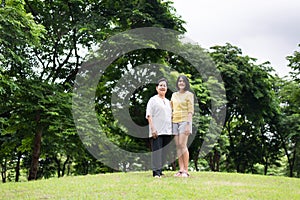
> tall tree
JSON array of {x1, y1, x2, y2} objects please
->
[
  {"x1": 0, "y1": 0, "x2": 44, "y2": 182},
  {"x1": 277, "y1": 80, "x2": 300, "y2": 177},
  {"x1": 287, "y1": 44, "x2": 300, "y2": 82},
  {"x1": 209, "y1": 43, "x2": 281, "y2": 173},
  {"x1": 277, "y1": 47, "x2": 300, "y2": 177},
  {"x1": 21, "y1": 0, "x2": 185, "y2": 179}
]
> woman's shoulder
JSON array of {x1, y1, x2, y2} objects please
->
[
  {"x1": 183, "y1": 90, "x2": 193, "y2": 96},
  {"x1": 148, "y1": 95, "x2": 158, "y2": 101},
  {"x1": 171, "y1": 91, "x2": 179, "y2": 96},
  {"x1": 171, "y1": 91, "x2": 179, "y2": 98}
]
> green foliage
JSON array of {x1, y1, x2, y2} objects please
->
[
  {"x1": 1, "y1": 0, "x2": 300, "y2": 182},
  {"x1": 287, "y1": 44, "x2": 300, "y2": 82},
  {"x1": 209, "y1": 43, "x2": 282, "y2": 173},
  {"x1": 277, "y1": 79, "x2": 300, "y2": 177},
  {"x1": 285, "y1": 46, "x2": 300, "y2": 177},
  {"x1": 0, "y1": 0, "x2": 44, "y2": 69}
]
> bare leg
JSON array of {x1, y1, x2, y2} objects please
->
[
  {"x1": 179, "y1": 133, "x2": 189, "y2": 173},
  {"x1": 183, "y1": 149, "x2": 189, "y2": 172},
  {"x1": 175, "y1": 135, "x2": 184, "y2": 172}
]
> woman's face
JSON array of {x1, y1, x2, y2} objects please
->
[
  {"x1": 156, "y1": 81, "x2": 167, "y2": 96},
  {"x1": 177, "y1": 77, "x2": 186, "y2": 91}
]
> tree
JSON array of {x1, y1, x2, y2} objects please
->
[
  {"x1": 19, "y1": 0, "x2": 185, "y2": 179},
  {"x1": 276, "y1": 80, "x2": 300, "y2": 177},
  {"x1": 0, "y1": 0, "x2": 45, "y2": 182},
  {"x1": 287, "y1": 44, "x2": 300, "y2": 82},
  {"x1": 276, "y1": 46, "x2": 300, "y2": 177},
  {"x1": 209, "y1": 43, "x2": 281, "y2": 173}
]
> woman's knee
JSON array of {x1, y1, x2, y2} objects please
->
[{"x1": 177, "y1": 142, "x2": 187, "y2": 150}]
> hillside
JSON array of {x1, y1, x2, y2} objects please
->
[{"x1": 1, "y1": 171, "x2": 300, "y2": 199}]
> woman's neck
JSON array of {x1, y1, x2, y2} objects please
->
[{"x1": 158, "y1": 94, "x2": 165, "y2": 99}]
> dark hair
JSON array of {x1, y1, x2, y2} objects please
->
[
  {"x1": 156, "y1": 78, "x2": 168, "y2": 87},
  {"x1": 176, "y1": 75, "x2": 190, "y2": 91}
]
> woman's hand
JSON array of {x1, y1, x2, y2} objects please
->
[
  {"x1": 185, "y1": 123, "x2": 191, "y2": 135},
  {"x1": 152, "y1": 130, "x2": 158, "y2": 139}
]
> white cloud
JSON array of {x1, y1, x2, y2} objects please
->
[{"x1": 172, "y1": 0, "x2": 300, "y2": 77}]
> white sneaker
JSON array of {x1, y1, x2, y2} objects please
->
[
  {"x1": 181, "y1": 172, "x2": 189, "y2": 178},
  {"x1": 174, "y1": 171, "x2": 182, "y2": 177}
]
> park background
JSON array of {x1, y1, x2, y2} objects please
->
[{"x1": 0, "y1": 0, "x2": 300, "y2": 189}]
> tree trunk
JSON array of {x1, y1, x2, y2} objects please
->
[
  {"x1": 208, "y1": 152, "x2": 214, "y2": 171},
  {"x1": 290, "y1": 149, "x2": 296, "y2": 177},
  {"x1": 1, "y1": 159, "x2": 7, "y2": 183},
  {"x1": 193, "y1": 158, "x2": 199, "y2": 171},
  {"x1": 28, "y1": 125, "x2": 43, "y2": 181},
  {"x1": 280, "y1": 133, "x2": 295, "y2": 177},
  {"x1": 193, "y1": 149, "x2": 200, "y2": 171},
  {"x1": 214, "y1": 150, "x2": 220, "y2": 171},
  {"x1": 67, "y1": 163, "x2": 71, "y2": 176},
  {"x1": 15, "y1": 152, "x2": 22, "y2": 182},
  {"x1": 208, "y1": 149, "x2": 220, "y2": 172},
  {"x1": 264, "y1": 157, "x2": 268, "y2": 175},
  {"x1": 54, "y1": 157, "x2": 61, "y2": 178},
  {"x1": 296, "y1": 141, "x2": 300, "y2": 178},
  {"x1": 286, "y1": 148, "x2": 296, "y2": 177},
  {"x1": 62, "y1": 155, "x2": 70, "y2": 177}
]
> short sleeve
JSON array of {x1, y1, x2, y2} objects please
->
[
  {"x1": 145, "y1": 97, "x2": 154, "y2": 119},
  {"x1": 187, "y1": 92, "x2": 194, "y2": 114}
]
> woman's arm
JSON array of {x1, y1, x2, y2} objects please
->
[
  {"x1": 185, "y1": 112, "x2": 193, "y2": 135},
  {"x1": 147, "y1": 115, "x2": 158, "y2": 139}
]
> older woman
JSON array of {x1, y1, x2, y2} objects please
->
[{"x1": 146, "y1": 78, "x2": 172, "y2": 178}]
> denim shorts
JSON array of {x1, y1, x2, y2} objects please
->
[{"x1": 172, "y1": 122, "x2": 192, "y2": 135}]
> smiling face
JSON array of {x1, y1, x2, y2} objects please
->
[
  {"x1": 176, "y1": 75, "x2": 190, "y2": 92},
  {"x1": 177, "y1": 77, "x2": 186, "y2": 91},
  {"x1": 156, "y1": 80, "x2": 167, "y2": 97}
]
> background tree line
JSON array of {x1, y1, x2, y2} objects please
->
[{"x1": 0, "y1": 0, "x2": 299, "y2": 183}]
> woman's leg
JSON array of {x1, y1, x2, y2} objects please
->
[
  {"x1": 161, "y1": 135, "x2": 172, "y2": 170},
  {"x1": 152, "y1": 136, "x2": 163, "y2": 177},
  {"x1": 178, "y1": 133, "x2": 189, "y2": 173},
  {"x1": 174, "y1": 135, "x2": 184, "y2": 172}
]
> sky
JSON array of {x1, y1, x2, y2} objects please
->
[{"x1": 172, "y1": 0, "x2": 300, "y2": 77}]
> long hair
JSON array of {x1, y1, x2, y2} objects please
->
[{"x1": 175, "y1": 75, "x2": 190, "y2": 91}]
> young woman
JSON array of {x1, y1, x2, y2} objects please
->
[
  {"x1": 171, "y1": 75, "x2": 194, "y2": 177},
  {"x1": 146, "y1": 78, "x2": 172, "y2": 178}
]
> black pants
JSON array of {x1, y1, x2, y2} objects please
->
[{"x1": 151, "y1": 135, "x2": 172, "y2": 176}]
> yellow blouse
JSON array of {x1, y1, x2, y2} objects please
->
[{"x1": 171, "y1": 91, "x2": 194, "y2": 123}]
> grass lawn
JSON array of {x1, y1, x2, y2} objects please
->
[{"x1": 1, "y1": 171, "x2": 300, "y2": 200}]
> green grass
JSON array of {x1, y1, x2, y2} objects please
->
[{"x1": 1, "y1": 171, "x2": 300, "y2": 200}]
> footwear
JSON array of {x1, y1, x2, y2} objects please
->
[
  {"x1": 154, "y1": 175, "x2": 161, "y2": 178},
  {"x1": 181, "y1": 171, "x2": 190, "y2": 178},
  {"x1": 174, "y1": 171, "x2": 182, "y2": 177}
]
